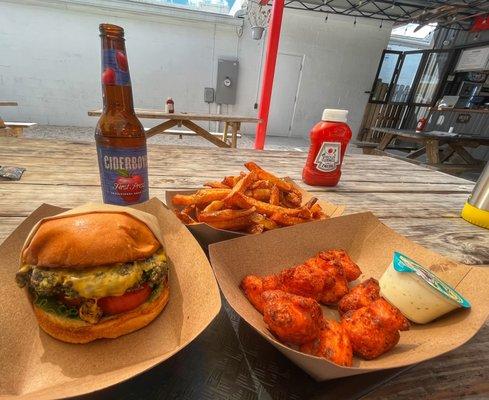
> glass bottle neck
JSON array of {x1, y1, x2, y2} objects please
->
[{"x1": 100, "y1": 35, "x2": 135, "y2": 113}]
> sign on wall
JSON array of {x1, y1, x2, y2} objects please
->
[
  {"x1": 456, "y1": 113, "x2": 471, "y2": 124},
  {"x1": 455, "y1": 46, "x2": 489, "y2": 72}
]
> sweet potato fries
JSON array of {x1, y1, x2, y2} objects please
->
[{"x1": 171, "y1": 162, "x2": 328, "y2": 233}]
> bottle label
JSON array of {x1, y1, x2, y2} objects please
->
[
  {"x1": 97, "y1": 145, "x2": 149, "y2": 205},
  {"x1": 314, "y1": 142, "x2": 341, "y2": 172},
  {"x1": 101, "y1": 49, "x2": 130, "y2": 86}
]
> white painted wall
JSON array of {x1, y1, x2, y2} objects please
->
[
  {"x1": 0, "y1": 0, "x2": 391, "y2": 138},
  {"x1": 274, "y1": 10, "x2": 392, "y2": 136}
]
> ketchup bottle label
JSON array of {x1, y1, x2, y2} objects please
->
[
  {"x1": 97, "y1": 145, "x2": 149, "y2": 205},
  {"x1": 101, "y1": 49, "x2": 131, "y2": 86},
  {"x1": 314, "y1": 142, "x2": 341, "y2": 172}
]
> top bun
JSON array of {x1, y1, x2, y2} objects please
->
[{"x1": 22, "y1": 212, "x2": 161, "y2": 268}]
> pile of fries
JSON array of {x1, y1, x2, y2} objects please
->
[{"x1": 172, "y1": 162, "x2": 328, "y2": 233}]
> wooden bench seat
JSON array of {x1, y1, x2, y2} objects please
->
[
  {"x1": 144, "y1": 127, "x2": 241, "y2": 144},
  {"x1": 353, "y1": 140, "x2": 379, "y2": 155}
]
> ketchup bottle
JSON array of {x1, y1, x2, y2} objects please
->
[
  {"x1": 302, "y1": 109, "x2": 352, "y2": 187},
  {"x1": 165, "y1": 97, "x2": 174, "y2": 113},
  {"x1": 416, "y1": 117, "x2": 427, "y2": 132}
]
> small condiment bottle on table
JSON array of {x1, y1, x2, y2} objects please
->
[
  {"x1": 415, "y1": 117, "x2": 427, "y2": 132},
  {"x1": 165, "y1": 97, "x2": 174, "y2": 113},
  {"x1": 302, "y1": 109, "x2": 352, "y2": 187}
]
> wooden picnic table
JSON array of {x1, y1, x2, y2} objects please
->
[
  {"x1": 0, "y1": 101, "x2": 37, "y2": 136},
  {"x1": 1, "y1": 136, "x2": 488, "y2": 399},
  {"x1": 88, "y1": 108, "x2": 260, "y2": 149},
  {"x1": 0, "y1": 101, "x2": 17, "y2": 130},
  {"x1": 370, "y1": 127, "x2": 489, "y2": 173},
  {"x1": 0, "y1": 101, "x2": 18, "y2": 107}
]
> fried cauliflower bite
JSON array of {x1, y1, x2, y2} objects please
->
[
  {"x1": 279, "y1": 261, "x2": 334, "y2": 301},
  {"x1": 338, "y1": 278, "x2": 381, "y2": 316},
  {"x1": 300, "y1": 319, "x2": 353, "y2": 367},
  {"x1": 262, "y1": 290, "x2": 322, "y2": 345},
  {"x1": 369, "y1": 297, "x2": 410, "y2": 332},
  {"x1": 306, "y1": 257, "x2": 349, "y2": 305},
  {"x1": 242, "y1": 249, "x2": 359, "y2": 313},
  {"x1": 319, "y1": 249, "x2": 362, "y2": 282},
  {"x1": 341, "y1": 298, "x2": 410, "y2": 360},
  {"x1": 240, "y1": 274, "x2": 281, "y2": 313}
]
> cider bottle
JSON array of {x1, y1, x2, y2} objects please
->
[{"x1": 95, "y1": 23, "x2": 149, "y2": 205}]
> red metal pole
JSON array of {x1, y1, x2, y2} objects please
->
[{"x1": 254, "y1": 0, "x2": 285, "y2": 150}]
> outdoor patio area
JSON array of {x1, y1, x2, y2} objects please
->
[{"x1": 1, "y1": 1, "x2": 489, "y2": 399}]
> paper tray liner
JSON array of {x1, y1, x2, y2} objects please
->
[
  {"x1": 0, "y1": 198, "x2": 221, "y2": 399},
  {"x1": 209, "y1": 211, "x2": 489, "y2": 381},
  {"x1": 165, "y1": 177, "x2": 345, "y2": 248}
]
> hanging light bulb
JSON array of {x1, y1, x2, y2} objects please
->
[
  {"x1": 324, "y1": 14, "x2": 329, "y2": 23},
  {"x1": 380, "y1": 20, "x2": 383, "y2": 29},
  {"x1": 354, "y1": 17, "x2": 357, "y2": 26}
]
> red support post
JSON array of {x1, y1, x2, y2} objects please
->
[{"x1": 254, "y1": 0, "x2": 285, "y2": 150}]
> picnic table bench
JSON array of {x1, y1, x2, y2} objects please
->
[
  {"x1": 0, "y1": 101, "x2": 37, "y2": 136},
  {"x1": 88, "y1": 108, "x2": 259, "y2": 148},
  {"x1": 0, "y1": 137, "x2": 488, "y2": 399},
  {"x1": 357, "y1": 127, "x2": 489, "y2": 174}
]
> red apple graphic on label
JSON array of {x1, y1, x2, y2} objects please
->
[
  {"x1": 102, "y1": 67, "x2": 116, "y2": 85},
  {"x1": 115, "y1": 169, "x2": 144, "y2": 203},
  {"x1": 116, "y1": 51, "x2": 128, "y2": 72}
]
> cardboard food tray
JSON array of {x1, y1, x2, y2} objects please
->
[
  {"x1": 209, "y1": 211, "x2": 489, "y2": 381},
  {"x1": 165, "y1": 177, "x2": 345, "y2": 248},
  {"x1": 0, "y1": 198, "x2": 221, "y2": 399}
]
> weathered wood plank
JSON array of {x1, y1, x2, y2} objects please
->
[
  {"x1": 0, "y1": 217, "x2": 26, "y2": 241},
  {"x1": 0, "y1": 174, "x2": 474, "y2": 193},
  {"x1": 0, "y1": 184, "x2": 470, "y2": 217},
  {"x1": 0, "y1": 163, "x2": 471, "y2": 185},
  {"x1": 361, "y1": 321, "x2": 489, "y2": 400}
]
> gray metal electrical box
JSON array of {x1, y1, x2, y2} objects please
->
[
  {"x1": 204, "y1": 87, "x2": 214, "y2": 103},
  {"x1": 215, "y1": 59, "x2": 239, "y2": 105}
]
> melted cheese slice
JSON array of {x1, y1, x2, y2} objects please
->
[{"x1": 27, "y1": 250, "x2": 166, "y2": 299}]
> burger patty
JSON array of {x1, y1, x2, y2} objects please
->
[{"x1": 16, "y1": 249, "x2": 168, "y2": 299}]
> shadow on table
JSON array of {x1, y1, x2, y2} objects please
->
[
  {"x1": 230, "y1": 303, "x2": 412, "y2": 400},
  {"x1": 71, "y1": 297, "x2": 411, "y2": 400}
]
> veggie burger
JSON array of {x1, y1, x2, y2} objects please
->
[{"x1": 15, "y1": 212, "x2": 169, "y2": 343}]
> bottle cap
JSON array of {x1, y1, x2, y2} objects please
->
[{"x1": 321, "y1": 109, "x2": 348, "y2": 123}]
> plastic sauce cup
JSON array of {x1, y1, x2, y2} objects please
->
[{"x1": 379, "y1": 252, "x2": 470, "y2": 324}]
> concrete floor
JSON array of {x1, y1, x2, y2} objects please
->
[{"x1": 24, "y1": 125, "x2": 363, "y2": 153}]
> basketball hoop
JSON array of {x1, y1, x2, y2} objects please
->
[{"x1": 245, "y1": 0, "x2": 271, "y2": 40}]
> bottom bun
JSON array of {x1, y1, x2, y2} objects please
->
[{"x1": 32, "y1": 285, "x2": 170, "y2": 344}]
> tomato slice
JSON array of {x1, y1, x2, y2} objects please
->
[{"x1": 98, "y1": 283, "x2": 152, "y2": 315}]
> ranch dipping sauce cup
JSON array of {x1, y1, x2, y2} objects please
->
[{"x1": 379, "y1": 252, "x2": 471, "y2": 324}]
